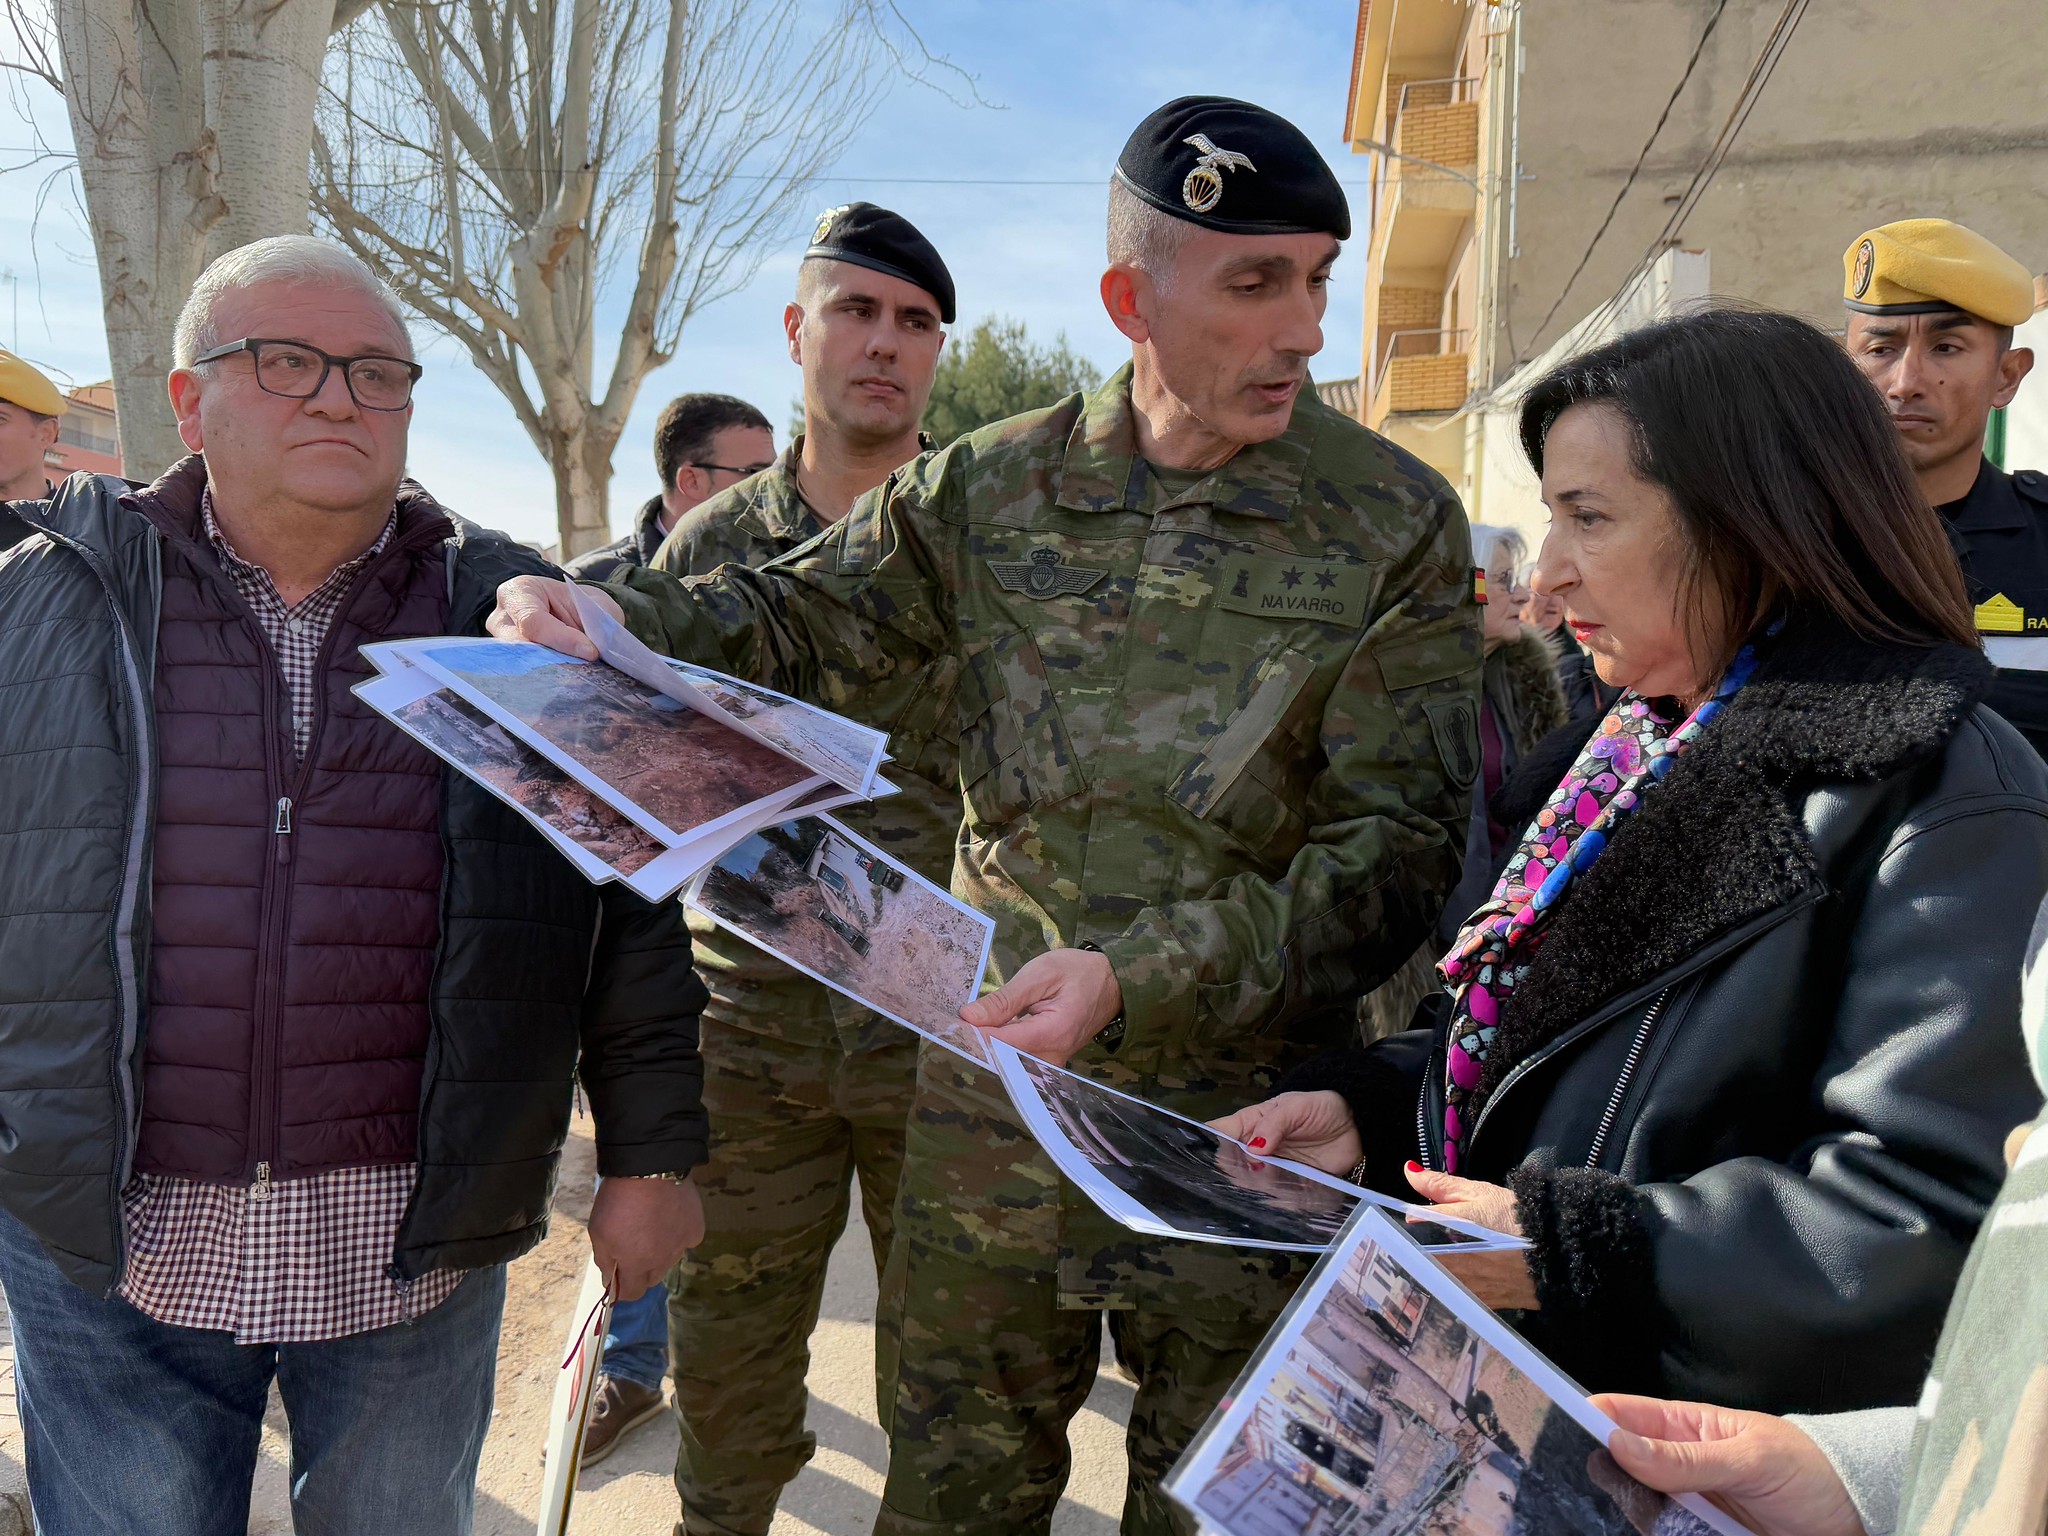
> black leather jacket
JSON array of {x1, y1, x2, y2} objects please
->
[{"x1": 1293, "y1": 621, "x2": 2048, "y2": 1413}]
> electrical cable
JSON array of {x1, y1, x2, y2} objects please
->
[
  {"x1": 1514, "y1": 0, "x2": 1731, "y2": 367},
  {"x1": 1574, "y1": 0, "x2": 1811, "y2": 346}
]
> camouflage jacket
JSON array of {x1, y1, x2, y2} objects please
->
[
  {"x1": 612, "y1": 366, "x2": 1481, "y2": 1068},
  {"x1": 652, "y1": 435, "x2": 961, "y2": 1043},
  {"x1": 564, "y1": 494, "x2": 667, "y2": 583}
]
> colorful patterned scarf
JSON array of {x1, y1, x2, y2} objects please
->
[{"x1": 1434, "y1": 645, "x2": 1760, "y2": 1174}]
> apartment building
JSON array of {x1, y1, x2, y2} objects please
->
[{"x1": 1344, "y1": 0, "x2": 2048, "y2": 535}]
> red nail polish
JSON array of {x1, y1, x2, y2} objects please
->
[
  {"x1": 1405, "y1": 1160, "x2": 1423, "y2": 1173},
  {"x1": 1249, "y1": 1137, "x2": 1267, "y2": 1150}
]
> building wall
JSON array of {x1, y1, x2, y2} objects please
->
[{"x1": 1497, "y1": 0, "x2": 2048, "y2": 381}]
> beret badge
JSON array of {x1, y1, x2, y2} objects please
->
[
  {"x1": 1852, "y1": 239, "x2": 1875, "y2": 300},
  {"x1": 1180, "y1": 133, "x2": 1256, "y2": 215}
]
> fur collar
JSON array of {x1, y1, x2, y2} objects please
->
[{"x1": 1471, "y1": 618, "x2": 1993, "y2": 1108}]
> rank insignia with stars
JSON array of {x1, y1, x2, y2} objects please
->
[{"x1": 986, "y1": 546, "x2": 1109, "y2": 600}]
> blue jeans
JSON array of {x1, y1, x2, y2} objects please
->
[
  {"x1": 0, "y1": 1206, "x2": 505, "y2": 1536},
  {"x1": 603, "y1": 1281, "x2": 670, "y2": 1392}
]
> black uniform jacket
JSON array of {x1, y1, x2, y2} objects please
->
[
  {"x1": 1287, "y1": 619, "x2": 2048, "y2": 1414},
  {"x1": 1943, "y1": 456, "x2": 2048, "y2": 759}
]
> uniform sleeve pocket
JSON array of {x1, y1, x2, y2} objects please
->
[
  {"x1": 1376, "y1": 631, "x2": 1481, "y2": 789},
  {"x1": 957, "y1": 636, "x2": 1085, "y2": 833},
  {"x1": 1170, "y1": 644, "x2": 1318, "y2": 868}
]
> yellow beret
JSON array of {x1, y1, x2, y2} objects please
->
[
  {"x1": 1843, "y1": 218, "x2": 2036, "y2": 328},
  {"x1": 0, "y1": 349, "x2": 65, "y2": 416}
]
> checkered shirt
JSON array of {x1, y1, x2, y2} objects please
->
[{"x1": 116, "y1": 492, "x2": 465, "y2": 1343}]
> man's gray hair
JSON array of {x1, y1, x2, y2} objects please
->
[
  {"x1": 1470, "y1": 523, "x2": 1526, "y2": 573},
  {"x1": 1106, "y1": 177, "x2": 1196, "y2": 291},
  {"x1": 173, "y1": 235, "x2": 412, "y2": 368}
]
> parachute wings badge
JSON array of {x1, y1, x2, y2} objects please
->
[
  {"x1": 1181, "y1": 133, "x2": 1256, "y2": 214},
  {"x1": 987, "y1": 547, "x2": 1108, "y2": 600}
]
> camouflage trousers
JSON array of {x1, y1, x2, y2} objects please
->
[
  {"x1": 666, "y1": 1008, "x2": 917, "y2": 1536},
  {"x1": 873, "y1": 1040, "x2": 1318, "y2": 1536}
]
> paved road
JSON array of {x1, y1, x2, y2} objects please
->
[{"x1": 0, "y1": 1110, "x2": 1133, "y2": 1534}]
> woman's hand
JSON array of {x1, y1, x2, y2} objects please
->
[
  {"x1": 1206, "y1": 1090, "x2": 1361, "y2": 1177},
  {"x1": 1591, "y1": 1394, "x2": 1864, "y2": 1536},
  {"x1": 1404, "y1": 1165, "x2": 1539, "y2": 1310},
  {"x1": 1403, "y1": 1164, "x2": 1524, "y2": 1236}
]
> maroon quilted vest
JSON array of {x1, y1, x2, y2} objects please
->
[{"x1": 135, "y1": 464, "x2": 454, "y2": 1185}]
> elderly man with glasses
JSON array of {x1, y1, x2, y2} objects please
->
[{"x1": 0, "y1": 234, "x2": 711, "y2": 1535}]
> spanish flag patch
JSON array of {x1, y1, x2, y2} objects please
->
[{"x1": 1473, "y1": 566, "x2": 1488, "y2": 605}]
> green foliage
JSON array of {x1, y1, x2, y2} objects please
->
[{"x1": 920, "y1": 317, "x2": 1103, "y2": 446}]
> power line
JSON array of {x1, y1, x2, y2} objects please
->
[
  {"x1": 1515, "y1": 0, "x2": 1730, "y2": 367},
  {"x1": 1577, "y1": 0, "x2": 1812, "y2": 344}
]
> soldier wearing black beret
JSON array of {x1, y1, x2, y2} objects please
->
[
  {"x1": 1843, "y1": 218, "x2": 2048, "y2": 755},
  {"x1": 489, "y1": 96, "x2": 1479, "y2": 1535}
]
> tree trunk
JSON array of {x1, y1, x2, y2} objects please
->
[
  {"x1": 547, "y1": 421, "x2": 621, "y2": 559},
  {"x1": 52, "y1": 0, "x2": 340, "y2": 478}
]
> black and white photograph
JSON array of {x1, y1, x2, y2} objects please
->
[
  {"x1": 687, "y1": 814, "x2": 996, "y2": 1063},
  {"x1": 400, "y1": 637, "x2": 818, "y2": 847},
  {"x1": 993, "y1": 1046, "x2": 1523, "y2": 1254},
  {"x1": 1166, "y1": 1208, "x2": 1750, "y2": 1536}
]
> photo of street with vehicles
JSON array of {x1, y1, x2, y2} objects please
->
[
  {"x1": 690, "y1": 815, "x2": 995, "y2": 1061},
  {"x1": 1170, "y1": 1211, "x2": 1729, "y2": 1536}
]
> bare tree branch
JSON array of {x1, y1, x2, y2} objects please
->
[{"x1": 313, "y1": 0, "x2": 977, "y2": 555}]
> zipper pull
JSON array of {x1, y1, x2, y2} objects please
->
[
  {"x1": 252, "y1": 1161, "x2": 272, "y2": 1200},
  {"x1": 274, "y1": 797, "x2": 293, "y2": 835}
]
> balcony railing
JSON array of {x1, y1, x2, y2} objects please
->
[
  {"x1": 1397, "y1": 76, "x2": 1478, "y2": 114},
  {"x1": 1375, "y1": 327, "x2": 1470, "y2": 378},
  {"x1": 1370, "y1": 329, "x2": 1472, "y2": 422}
]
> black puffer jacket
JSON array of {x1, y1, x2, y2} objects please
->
[
  {"x1": 0, "y1": 471, "x2": 708, "y2": 1295},
  {"x1": 1293, "y1": 621, "x2": 2048, "y2": 1413}
]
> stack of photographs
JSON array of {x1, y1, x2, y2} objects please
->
[
  {"x1": 990, "y1": 1044, "x2": 1528, "y2": 1256},
  {"x1": 354, "y1": 631, "x2": 883, "y2": 902},
  {"x1": 686, "y1": 814, "x2": 998, "y2": 1066},
  {"x1": 1165, "y1": 1205, "x2": 1754, "y2": 1536}
]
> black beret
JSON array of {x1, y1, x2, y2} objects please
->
[
  {"x1": 803, "y1": 202, "x2": 956, "y2": 324},
  {"x1": 1114, "y1": 96, "x2": 1350, "y2": 241}
]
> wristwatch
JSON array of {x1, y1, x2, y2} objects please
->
[{"x1": 1077, "y1": 942, "x2": 1127, "y2": 1054}]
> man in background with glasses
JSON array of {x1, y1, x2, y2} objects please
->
[
  {"x1": 566, "y1": 392, "x2": 775, "y2": 583},
  {"x1": 0, "y1": 234, "x2": 710, "y2": 1533}
]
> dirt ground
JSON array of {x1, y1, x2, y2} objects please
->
[{"x1": 0, "y1": 1108, "x2": 1133, "y2": 1534}]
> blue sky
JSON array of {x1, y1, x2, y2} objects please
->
[{"x1": 0, "y1": 0, "x2": 1367, "y2": 549}]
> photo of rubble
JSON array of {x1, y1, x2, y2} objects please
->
[
  {"x1": 691, "y1": 814, "x2": 995, "y2": 1061},
  {"x1": 390, "y1": 688, "x2": 664, "y2": 875},
  {"x1": 1172, "y1": 1212, "x2": 1723, "y2": 1536},
  {"x1": 413, "y1": 640, "x2": 811, "y2": 843}
]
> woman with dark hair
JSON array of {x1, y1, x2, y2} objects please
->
[{"x1": 1216, "y1": 307, "x2": 2048, "y2": 1413}]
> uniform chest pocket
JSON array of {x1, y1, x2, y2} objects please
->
[
  {"x1": 956, "y1": 634, "x2": 1087, "y2": 833},
  {"x1": 1168, "y1": 643, "x2": 1321, "y2": 869}
]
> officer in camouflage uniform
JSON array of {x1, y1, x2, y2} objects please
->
[
  {"x1": 493, "y1": 97, "x2": 1481, "y2": 1534},
  {"x1": 651, "y1": 205, "x2": 958, "y2": 1536}
]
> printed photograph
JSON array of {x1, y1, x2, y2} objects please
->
[
  {"x1": 391, "y1": 688, "x2": 665, "y2": 876},
  {"x1": 1170, "y1": 1211, "x2": 1730, "y2": 1536},
  {"x1": 690, "y1": 815, "x2": 995, "y2": 1062},
  {"x1": 669, "y1": 657, "x2": 886, "y2": 794},
  {"x1": 1001, "y1": 1053, "x2": 1502, "y2": 1253},
  {"x1": 411, "y1": 640, "x2": 811, "y2": 844}
]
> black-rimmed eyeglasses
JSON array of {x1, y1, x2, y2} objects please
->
[
  {"x1": 192, "y1": 337, "x2": 423, "y2": 412},
  {"x1": 691, "y1": 460, "x2": 775, "y2": 479}
]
